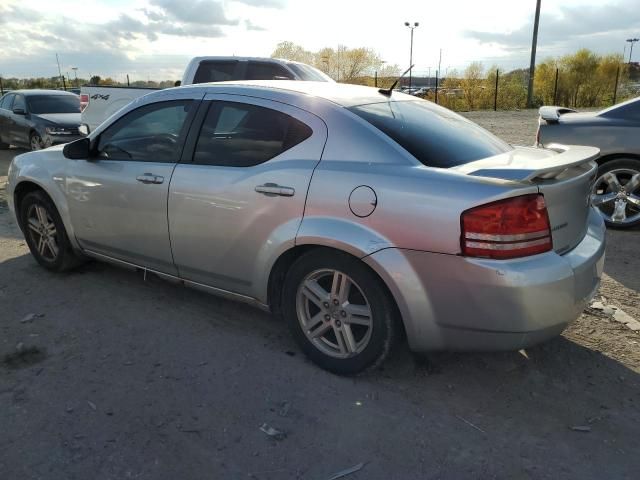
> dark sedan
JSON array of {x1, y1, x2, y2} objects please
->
[{"x1": 0, "y1": 90, "x2": 86, "y2": 151}]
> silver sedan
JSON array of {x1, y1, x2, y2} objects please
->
[
  {"x1": 537, "y1": 97, "x2": 640, "y2": 228},
  {"x1": 7, "y1": 81, "x2": 606, "y2": 374}
]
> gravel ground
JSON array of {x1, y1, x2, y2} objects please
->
[{"x1": 1, "y1": 111, "x2": 639, "y2": 480}]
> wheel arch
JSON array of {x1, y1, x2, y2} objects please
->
[
  {"x1": 266, "y1": 244, "x2": 405, "y2": 338},
  {"x1": 596, "y1": 152, "x2": 640, "y2": 166},
  {"x1": 13, "y1": 179, "x2": 80, "y2": 250}
]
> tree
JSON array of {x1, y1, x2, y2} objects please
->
[
  {"x1": 89, "y1": 75, "x2": 101, "y2": 85},
  {"x1": 459, "y1": 62, "x2": 485, "y2": 110},
  {"x1": 271, "y1": 41, "x2": 314, "y2": 64}
]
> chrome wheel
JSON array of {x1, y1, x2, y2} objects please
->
[
  {"x1": 591, "y1": 169, "x2": 640, "y2": 226},
  {"x1": 30, "y1": 134, "x2": 43, "y2": 151},
  {"x1": 296, "y1": 269, "x2": 373, "y2": 359},
  {"x1": 26, "y1": 204, "x2": 59, "y2": 261}
]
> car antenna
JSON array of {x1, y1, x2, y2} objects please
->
[{"x1": 379, "y1": 64, "x2": 414, "y2": 96}]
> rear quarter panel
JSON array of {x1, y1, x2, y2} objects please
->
[{"x1": 540, "y1": 117, "x2": 640, "y2": 157}]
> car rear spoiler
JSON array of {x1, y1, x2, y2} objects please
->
[
  {"x1": 538, "y1": 106, "x2": 577, "y2": 123},
  {"x1": 452, "y1": 144, "x2": 600, "y2": 182}
]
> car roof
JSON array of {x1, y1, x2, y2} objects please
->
[
  {"x1": 181, "y1": 80, "x2": 415, "y2": 108},
  {"x1": 4, "y1": 89, "x2": 78, "y2": 97}
]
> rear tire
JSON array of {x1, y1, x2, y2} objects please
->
[
  {"x1": 282, "y1": 249, "x2": 398, "y2": 375},
  {"x1": 592, "y1": 159, "x2": 640, "y2": 229},
  {"x1": 19, "y1": 190, "x2": 84, "y2": 272}
]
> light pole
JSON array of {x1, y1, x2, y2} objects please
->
[
  {"x1": 527, "y1": 0, "x2": 542, "y2": 108},
  {"x1": 627, "y1": 38, "x2": 639, "y2": 63},
  {"x1": 404, "y1": 21, "x2": 419, "y2": 89},
  {"x1": 71, "y1": 67, "x2": 79, "y2": 88}
]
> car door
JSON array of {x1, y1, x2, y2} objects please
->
[
  {"x1": 65, "y1": 98, "x2": 199, "y2": 274},
  {"x1": 0, "y1": 94, "x2": 14, "y2": 144},
  {"x1": 168, "y1": 94, "x2": 327, "y2": 298},
  {"x1": 9, "y1": 94, "x2": 29, "y2": 146}
]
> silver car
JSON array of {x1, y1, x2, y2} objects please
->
[
  {"x1": 537, "y1": 97, "x2": 640, "y2": 228},
  {"x1": 7, "y1": 81, "x2": 606, "y2": 374}
]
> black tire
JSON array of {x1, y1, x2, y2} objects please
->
[
  {"x1": 0, "y1": 139, "x2": 9, "y2": 149},
  {"x1": 19, "y1": 190, "x2": 84, "y2": 272},
  {"x1": 595, "y1": 158, "x2": 640, "y2": 229},
  {"x1": 29, "y1": 132, "x2": 44, "y2": 151},
  {"x1": 282, "y1": 249, "x2": 398, "y2": 375}
]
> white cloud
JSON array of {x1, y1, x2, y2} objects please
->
[{"x1": 0, "y1": 0, "x2": 636, "y2": 80}]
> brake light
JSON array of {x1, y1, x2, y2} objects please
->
[
  {"x1": 80, "y1": 94, "x2": 89, "y2": 112},
  {"x1": 461, "y1": 194, "x2": 552, "y2": 260}
]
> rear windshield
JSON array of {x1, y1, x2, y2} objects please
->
[
  {"x1": 349, "y1": 100, "x2": 512, "y2": 168},
  {"x1": 27, "y1": 95, "x2": 80, "y2": 114},
  {"x1": 286, "y1": 63, "x2": 333, "y2": 82}
]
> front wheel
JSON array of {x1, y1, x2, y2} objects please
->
[
  {"x1": 30, "y1": 132, "x2": 44, "y2": 151},
  {"x1": 19, "y1": 190, "x2": 84, "y2": 272},
  {"x1": 282, "y1": 249, "x2": 398, "y2": 375},
  {"x1": 591, "y1": 159, "x2": 640, "y2": 229}
]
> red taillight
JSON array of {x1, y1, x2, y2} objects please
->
[
  {"x1": 80, "y1": 94, "x2": 89, "y2": 112},
  {"x1": 461, "y1": 194, "x2": 553, "y2": 260}
]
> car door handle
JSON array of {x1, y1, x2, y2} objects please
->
[
  {"x1": 136, "y1": 173, "x2": 164, "y2": 185},
  {"x1": 255, "y1": 183, "x2": 295, "y2": 197}
]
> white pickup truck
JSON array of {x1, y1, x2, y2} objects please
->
[{"x1": 80, "y1": 56, "x2": 333, "y2": 132}]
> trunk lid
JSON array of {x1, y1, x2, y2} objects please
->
[{"x1": 453, "y1": 144, "x2": 599, "y2": 255}]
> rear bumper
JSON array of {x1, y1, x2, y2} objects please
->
[{"x1": 364, "y1": 207, "x2": 606, "y2": 352}]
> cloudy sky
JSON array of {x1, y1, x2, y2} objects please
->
[{"x1": 0, "y1": 0, "x2": 639, "y2": 81}]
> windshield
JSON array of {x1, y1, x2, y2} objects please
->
[
  {"x1": 26, "y1": 95, "x2": 80, "y2": 114},
  {"x1": 286, "y1": 63, "x2": 334, "y2": 82},
  {"x1": 350, "y1": 100, "x2": 512, "y2": 168}
]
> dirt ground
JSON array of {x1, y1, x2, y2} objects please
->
[{"x1": 1, "y1": 110, "x2": 639, "y2": 480}]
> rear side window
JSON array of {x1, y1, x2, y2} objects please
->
[
  {"x1": 350, "y1": 100, "x2": 512, "y2": 168},
  {"x1": 193, "y1": 61, "x2": 238, "y2": 84},
  {"x1": 245, "y1": 61, "x2": 294, "y2": 80},
  {"x1": 193, "y1": 101, "x2": 312, "y2": 167},
  {"x1": 0, "y1": 94, "x2": 14, "y2": 110}
]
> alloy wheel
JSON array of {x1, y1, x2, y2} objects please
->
[
  {"x1": 26, "y1": 204, "x2": 59, "y2": 261},
  {"x1": 30, "y1": 134, "x2": 43, "y2": 151},
  {"x1": 591, "y1": 169, "x2": 640, "y2": 226},
  {"x1": 296, "y1": 269, "x2": 373, "y2": 359}
]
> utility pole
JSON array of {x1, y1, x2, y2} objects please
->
[
  {"x1": 55, "y1": 53, "x2": 64, "y2": 90},
  {"x1": 627, "y1": 38, "x2": 639, "y2": 63},
  {"x1": 527, "y1": 0, "x2": 542, "y2": 108},
  {"x1": 71, "y1": 67, "x2": 79, "y2": 88},
  {"x1": 404, "y1": 22, "x2": 419, "y2": 89}
]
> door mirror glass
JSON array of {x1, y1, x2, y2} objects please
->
[
  {"x1": 12, "y1": 107, "x2": 25, "y2": 115},
  {"x1": 63, "y1": 138, "x2": 91, "y2": 159}
]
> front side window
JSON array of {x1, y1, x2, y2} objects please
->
[
  {"x1": 193, "y1": 101, "x2": 312, "y2": 167},
  {"x1": 350, "y1": 100, "x2": 512, "y2": 168},
  {"x1": 27, "y1": 95, "x2": 80, "y2": 114},
  {"x1": 96, "y1": 100, "x2": 193, "y2": 162},
  {"x1": 245, "y1": 62, "x2": 294, "y2": 80},
  {"x1": 12, "y1": 95, "x2": 25, "y2": 112},
  {"x1": 193, "y1": 61, "x2": 238, "y2": 84}
]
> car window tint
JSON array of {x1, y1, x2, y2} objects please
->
[
  {"x1": 245, "y1": 62, "x2": 293, "y2": 80},
  {"x1": 0, "y1": 94, "x2": 14, "y2": 110},
  {"x1": 349, "y1": 100, "x2": 512, "y2": 168},
  {"x1": 97, "y1": 100, "x2": 193, "y2": 162},
  {"x1": 193, "y1": 61, "x2": 238, "y2": 84},
  {"x1": 12, "y1": 95, "x2": 25, "y2": 111},
  {"x1": 193, "y1": 101, "x2": 312, "y2": 167}
]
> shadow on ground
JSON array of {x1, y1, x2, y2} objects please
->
[{"x1": 1, "y1": 253, "x2": 639, "y2": 479}]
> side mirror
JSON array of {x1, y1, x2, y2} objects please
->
[
  {"x1": 63, "y1": 138, "x2": 91, "y2": 160},
  {"x1": 12, "y1": 107, "x2": 25, "y2": 115}
]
